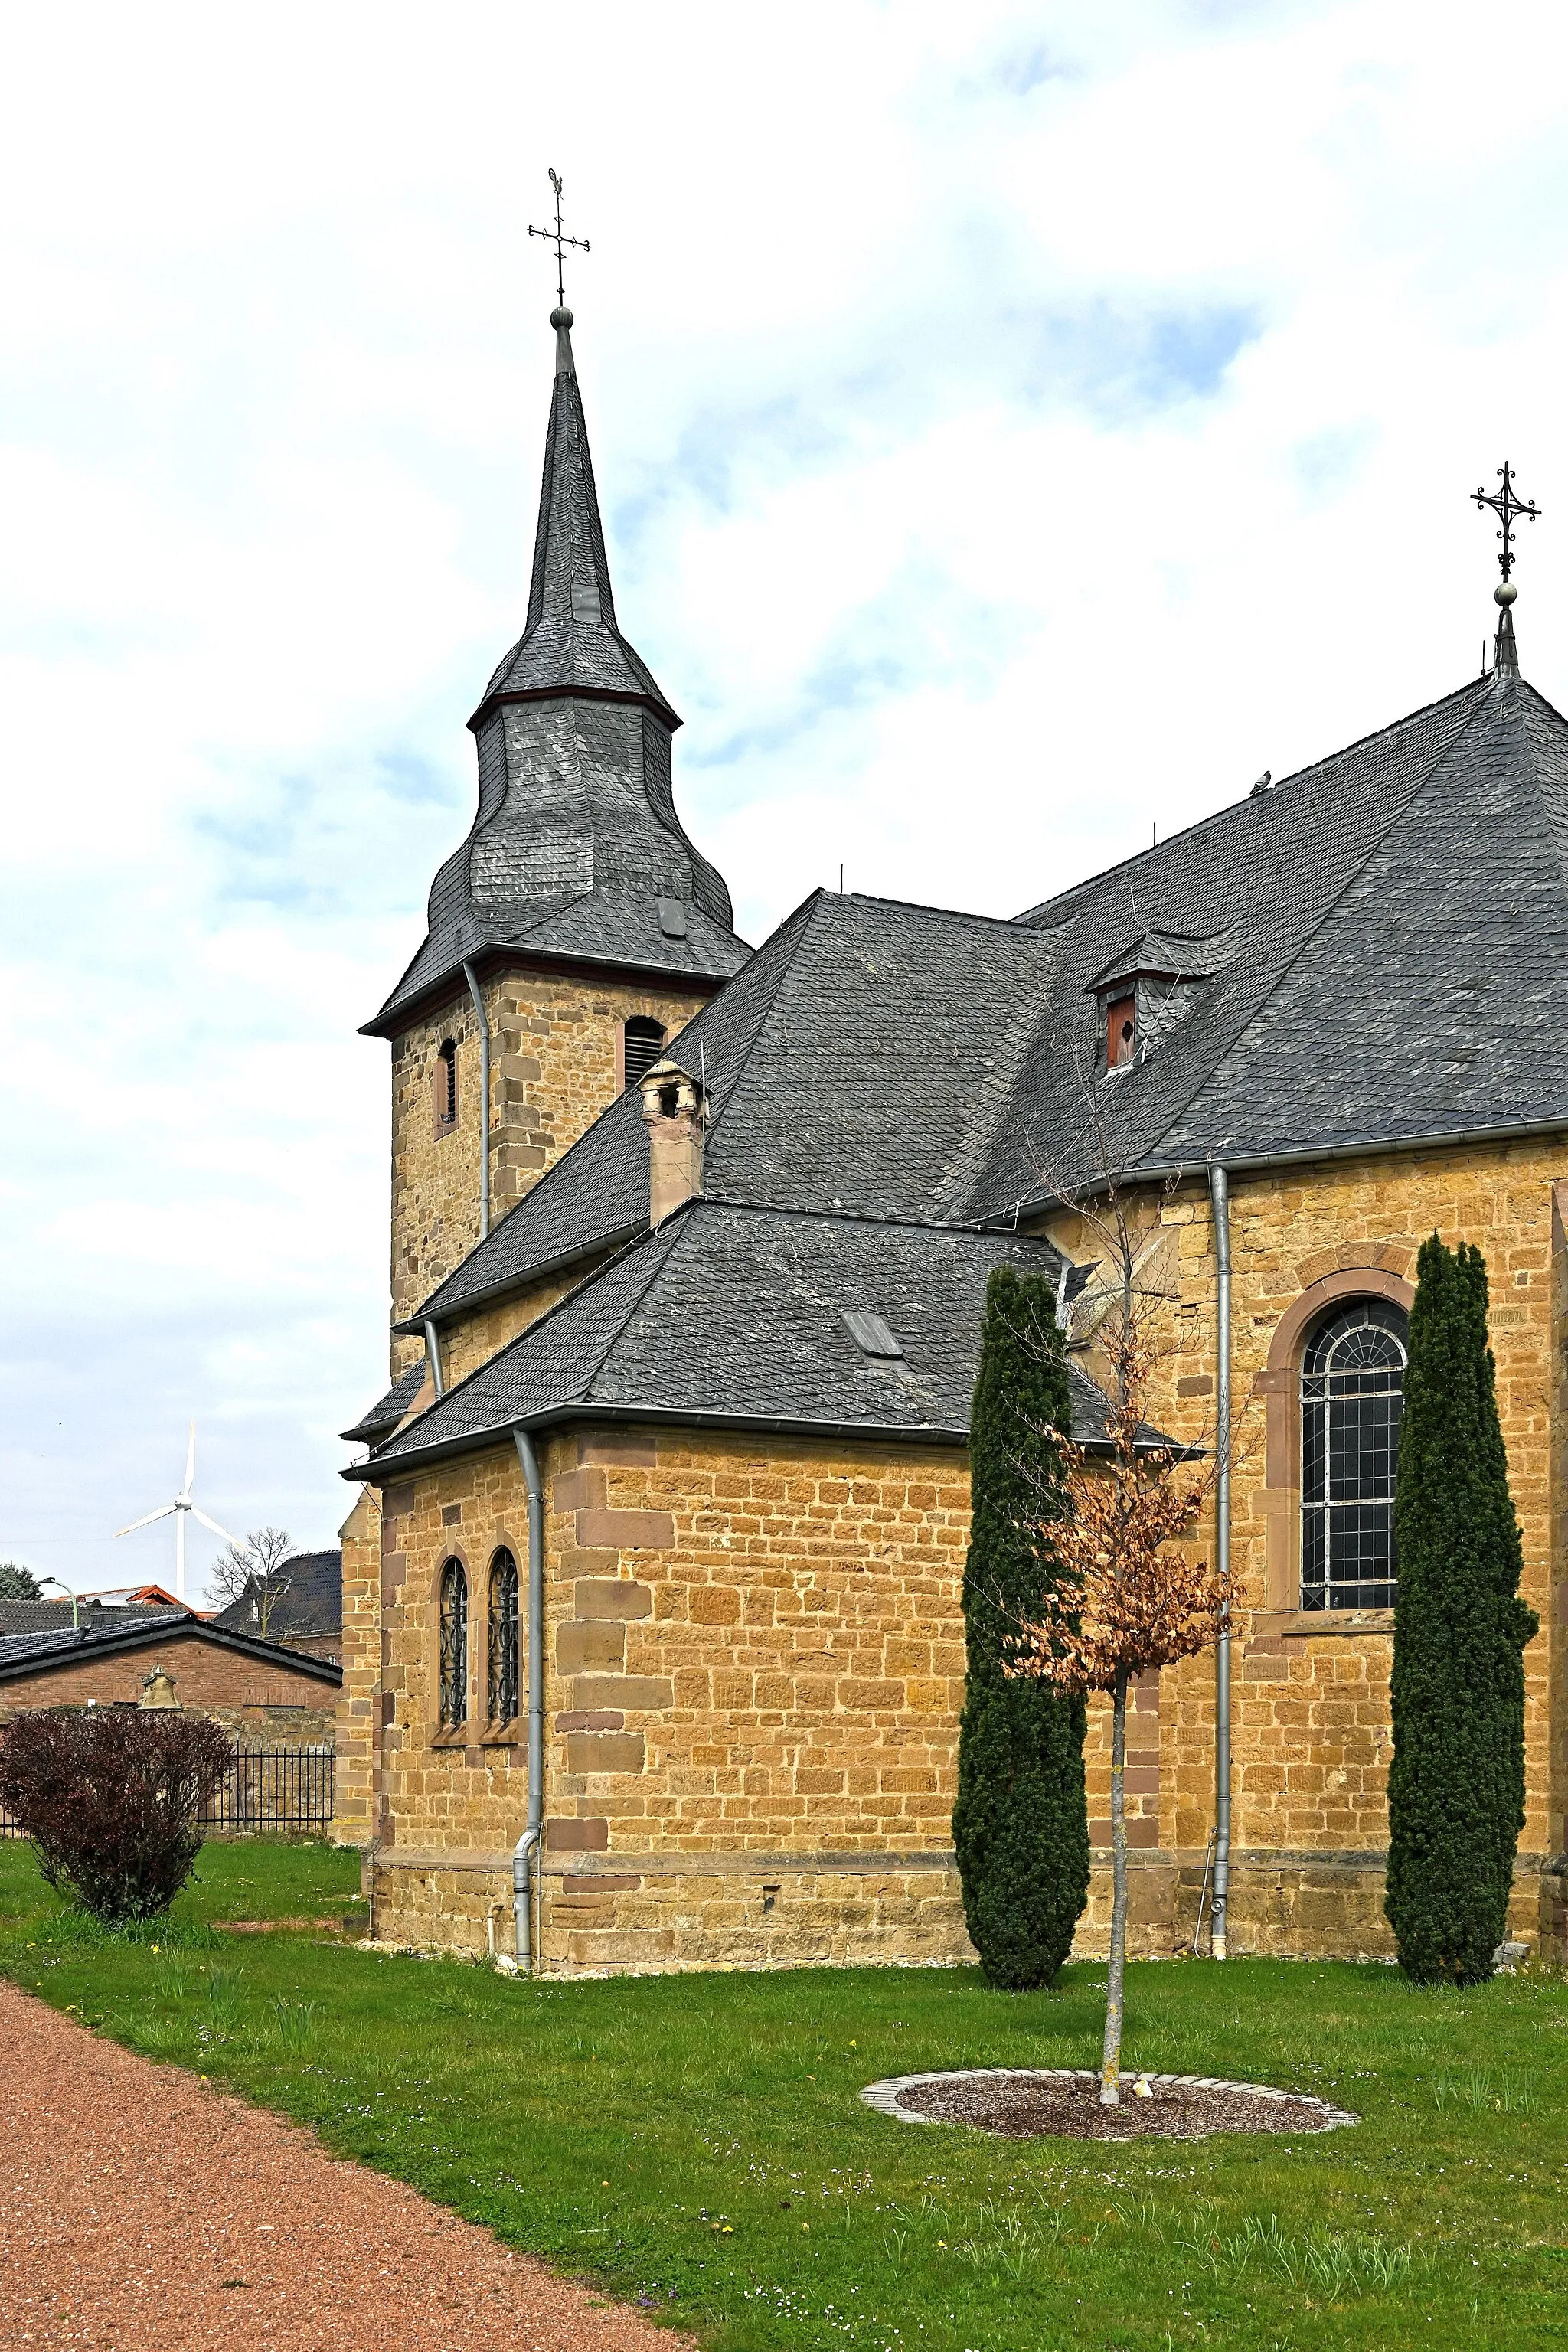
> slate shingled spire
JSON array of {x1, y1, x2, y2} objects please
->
[
  {"x1": 365, "y1": 307, "x2": 746, "y2": 1036},
  {"x1": 478, "y1": 307, "x2": 678, "y2": 724}
]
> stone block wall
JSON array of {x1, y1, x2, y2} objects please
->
[{"x1": 346, "y1": 1132, "x2": 1568, "y2": 1971}]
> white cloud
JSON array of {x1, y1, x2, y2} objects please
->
[{"x1": 3, "y1": 0, "x2": 1567, "y2": 1590}]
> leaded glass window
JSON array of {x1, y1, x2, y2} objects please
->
[
  {"x1": 438, "y1": 1557, "x2": 468, "y2": 1726},
  {"x1": 487, "y1": 1548, "x2": 519, "y2": 1726},
  {"x1": 1300, "y1": 1299, "x2": 1408, "y2": 1610}
]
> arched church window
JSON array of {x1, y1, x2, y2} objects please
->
[
  {"x1": 622, "y1": 1016, "x2": 666, "y2": 1092},
  {"x1": 1300, "y1": 1298, "x2": 1409, "y2": 1611},
  {"x1": 435, "y1": 1039, "x2": 458, "y2": 1132},
  {"x1": 438, "y1": 1557, "x2": 468, "y2": 1726},
  {"x1": 487, "y1": 1548, "x2": 519, "y2": 1726}
]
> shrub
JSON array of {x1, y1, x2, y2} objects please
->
[
  {"x1": 952, "y1": 1265, "x2": 1089, "y2": 1989},
  {"x1": 1386, "y1": 1236, "x2": 1539, "y2": 1984},
  {"x1": 0, "y1": 1707, "x2": 232, "y2": 1922}
]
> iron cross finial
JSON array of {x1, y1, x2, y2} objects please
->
[
  {"x1": 1472, "y1": 460, "x2": 1541, "y2": 584},
  {"x1": 528, "y1": 167, "x2": 590, "y2": 314}
]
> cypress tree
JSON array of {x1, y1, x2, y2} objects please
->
[
  {"x1": 1386, "y1": 1236, "x2": 1538, "y2": 1984},
  {"x1": 952, "y1": 1265, "x2": 1089, "y2": 1988}
]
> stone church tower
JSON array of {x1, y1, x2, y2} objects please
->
[{"x1": 361, "y1": 306, "x2": 748, "y2": 1376}]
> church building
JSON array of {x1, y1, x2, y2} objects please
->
[{"x1": 335, "y1": 302, "x2": 1568, "y2": 1975}]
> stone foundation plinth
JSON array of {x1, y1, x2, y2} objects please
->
[{"x1": 360, "y1": 1844, "x2": 1563, "y2": 1971}]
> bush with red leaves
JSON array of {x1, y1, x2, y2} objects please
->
[{"x1": 0, "y1": 1708, "x2": 232, "y2": 1922}]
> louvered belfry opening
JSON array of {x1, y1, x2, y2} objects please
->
[{"x1": 622, "y1": 1016, "x2": 666, "y2": 1092}]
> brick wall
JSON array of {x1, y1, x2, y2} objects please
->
[
  {"x1": 0, "y1": 1632, "x2": 337, "y2": 1733},
  {"x1": 388, "y1": 966, "x2": 710, "y2": 1364}
]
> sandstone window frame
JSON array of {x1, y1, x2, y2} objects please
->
[
  {"x1": 1256, "y1": 1255, "x2": 1415, "y2": 1625},
  {"x1": 436, "y1": 1554, "x2": 469, "y2": 1735},
  {"x1": 1299, "y1": 1296, "x2": 1408, "y2": 1612},
  {"x1": 485, "y1": 1546, "x2": 520, "y2": 1736},
  {"x1": 433, "y1": 1038, "x2": 459, "y2": 1136}
]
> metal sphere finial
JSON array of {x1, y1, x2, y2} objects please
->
[
  {"x1": 1496, "y1": 579, "x2": 1518, "y2": 608},
  {"x1": 550, "y1": 304, "x2": 574, "y2": 331}
]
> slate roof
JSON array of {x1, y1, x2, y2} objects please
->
[
  {"x1": 341, "y1": 1360, "x2": 427, "y2": 1445},
  {"x1": 0, "y1": 1609, "x2": 341, "y2": 1687},
  {"x1": 350, "y1": 632, "x2": 1568, "y2": 1472},
  {"x1": 211, "y1": 1549, "x2": 341, "y2": 1642},
  {"x1": 356, "y1": 1199, "x2": 1147, "y2": 1478},
  {"x1": 987, "y1": 666, "x2": 1568, "y2": 1204},
  {"x1": 0, "y1": 1599, "x2": 185, "y2": 1641},
  {"x1": 397, "y1": 889, "x2": 1054, "y2": 1332},
  {"x1": 367, "y1": 314, "x2": 747, "y2": 1034}
]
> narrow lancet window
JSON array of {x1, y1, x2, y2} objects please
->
[
  {"x1": 487, "y1": 1548, "x2": 519, "y2": 1726},
  {"x1": 1300, "y1": 1299, "x2": 1408, "y2": 1610},
  {"x1": 438, "y1": 1557, "x2": 468, "y2": 1726},
  {"x1": 435, "y1": 1039, "x2": 459, "y2": 1132}
]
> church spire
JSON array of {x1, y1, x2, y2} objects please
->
[{"x1": 472, "y1": 295, "x2": 677, "y2": 729}]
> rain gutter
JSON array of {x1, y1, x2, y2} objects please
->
[
  {"x1": 511, "y1": 1429, "x2": 545, "y2": 1973},
  {"x1": 1207, "y1": 1162, "x2": 1232, "y2": 1962}
]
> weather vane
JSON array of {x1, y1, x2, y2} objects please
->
[
  {"x1": 1472, "y1": 460, "x2": 1541, "y2": 587},
  {"x1": 529, "y1": 168, "x2": 590, "y2": 315}
]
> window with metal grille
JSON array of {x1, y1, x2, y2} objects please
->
[
  {"x1": 438, "y1": 1557, "x2": 468, "y2": 1726},
  {"x1": 1300, "y1": 1298, "x2": 1408, "y2": 1610},
  {"x1": 487, "y1": 1548, "x2": 519, "y2": 1726},
  {"x1": 435, "y1": 1038, "x2": 458, "y2": 1132},
  {"x1": 622, "y1": 1016, "x2": 666, "y2": 1092}
]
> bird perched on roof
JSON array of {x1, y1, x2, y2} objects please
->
[{"x1": 1249, "y1": 769, "x2": 1272, "y2": 798}]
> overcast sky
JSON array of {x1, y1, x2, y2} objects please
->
[{"x1": 5, "y1": 0, "x2": 1568, "y2": 1598}]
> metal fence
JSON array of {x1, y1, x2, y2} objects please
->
[
  {"x1": 0, "y1": 1743, "x2": 335, "y2": 1838},
  {"x1": 201, "y1": 1745, "x2": 335, "y2": 1833}
]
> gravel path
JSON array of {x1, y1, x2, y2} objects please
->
[{"x1": 0, "y1": 1981, "x2": 693, "y2": 2351}]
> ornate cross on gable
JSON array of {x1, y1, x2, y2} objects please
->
[
  {"x1": 1472, "y1": 460, "x2": 1541, "y2": 583},
  {"x1": 529, "y1": 168, "x2": 590, "y2": 313}
]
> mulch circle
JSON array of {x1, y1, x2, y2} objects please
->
[{"x1": 861, "y1": 2068, "x2": 1357, "y2": 2141}]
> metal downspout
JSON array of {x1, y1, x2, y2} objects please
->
[
  {"x1": 462, "y1": 961, "x2": 491, "y2": 1242},
  {"x1": 1207, "y1": 1163, "x2": 1232, "y2": 1960},
  {"x1": 511, "y1": 1429, "x2": 546, "y2": 1971},
  {"x1": 422, "y1": 1319, "x2": 445, "y2": 1400}
]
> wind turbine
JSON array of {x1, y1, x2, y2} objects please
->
[{"x1": 115, "y1": 1423, "x2": 238, "y2": 1603}]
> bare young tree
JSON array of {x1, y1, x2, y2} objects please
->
[
  {"x1": 1009, "y1": 1310, "x2": 1229, "y2": 2105},
  {"x1": 208, "y1": 1525, "x2": 293, "y2": 1636},
  {"x1": 1002, "y1": 1011, "x2": 1244, "y2": 2103}
]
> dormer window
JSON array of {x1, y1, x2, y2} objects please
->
[
  {"x1": 1087, "y1": 926, "x2": 1228, "y2": 1075},
  {"x1": 435, "y1": 1038, "x2": 458, "y2": 1133}
]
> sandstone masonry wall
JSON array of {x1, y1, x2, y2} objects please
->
[{"x1": 348, "y1": 1133, "x2": 1567, "y2": 1971}]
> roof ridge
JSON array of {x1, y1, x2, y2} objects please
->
[
  {"x1": 1125, "y1": 677, "x2": 1505, "y2": 1174},
  {"x1": 1014, "y1": 672, "x2": 1495, "y2": 930}
]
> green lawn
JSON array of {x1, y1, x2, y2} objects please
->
[{"x1": 2, "y1": 1840, "x2": 1564, "y2": 2350}]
